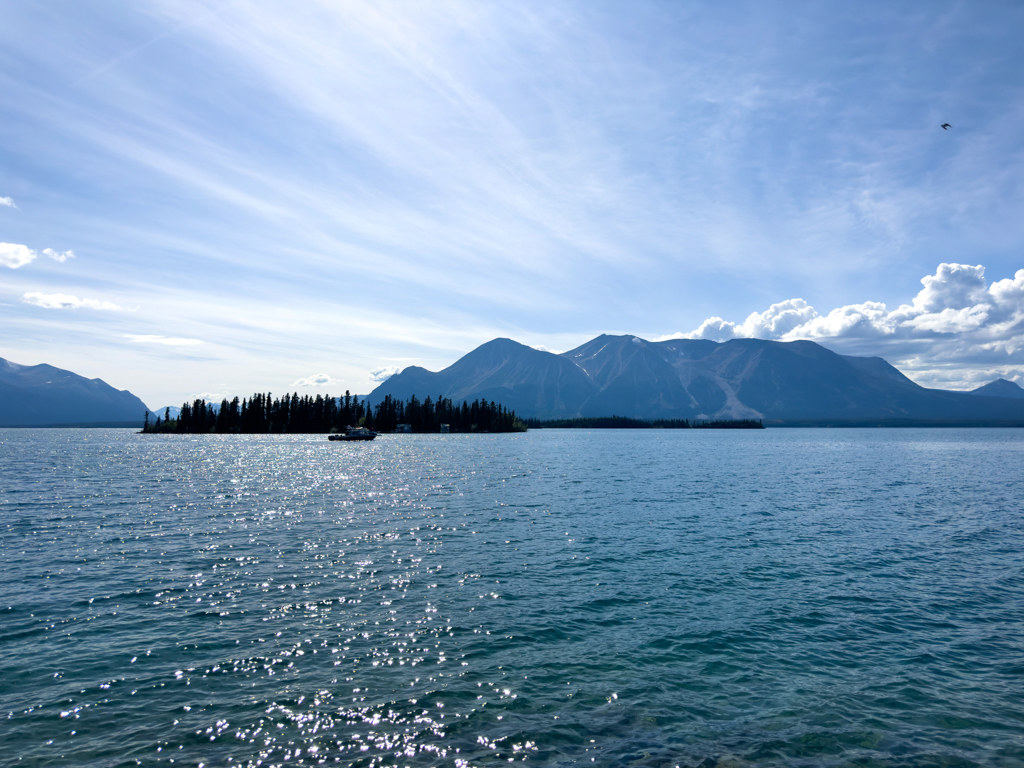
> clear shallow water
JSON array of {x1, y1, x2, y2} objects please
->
[{"x1": 2, "y1": 428, "x2": 1023, "y2": 768}]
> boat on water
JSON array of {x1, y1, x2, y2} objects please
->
[{"x1": 328, "y1": 426, "x2": 378, "y2": 442}]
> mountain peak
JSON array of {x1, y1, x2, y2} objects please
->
[
  {"x1": 968, "y1": 378, "x2": 1024, "y2": 400},
  {"x1": 478, "y1": 337, "x2": 526, "y2": 349}
]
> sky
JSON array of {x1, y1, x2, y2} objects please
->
[{"x1": 2, "y1": 1, "x2": 1023, "y2": 408}]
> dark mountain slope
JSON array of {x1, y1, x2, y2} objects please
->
[
  {"x1": 696, "y1": 339, "x2": 919, "y2": 420},
  {"x1": 0, "y1": 358, "x2": 151, "y2": 427},
  {"x1": 969, "y1": 379, "x2": 1024, "y2": 399},
  {"x1": 367, "y1": 335, "x2": 1024, "y2": 425},
  {"x1": 368, "y1": 338, "x2": 593, "y2": 419},
  {"x1": 561, "y1": 335, "x2": 706, "y2": 418},
  {"x1": 676, "y1": 339, "x2": 1024, "y2": 423},
  {"x1": 841, "y1": 355, "x2": 920, "y2": 387}
]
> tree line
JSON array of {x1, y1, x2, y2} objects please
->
[{"x1": 143, "y1": 391, "x2": 527, "y2": 434}]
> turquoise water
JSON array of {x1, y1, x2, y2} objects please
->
[{"x1": 2, "y1": 428, "x2": 1023, "y2": 768}]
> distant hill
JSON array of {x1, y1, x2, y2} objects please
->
[
  {"x1": 149, "y1": 405, "x2": 182, "y2": 420},
  {"x1": 968, "y1": 379, "x2": 1024, "y2": 400},
  {"x1": 0, "y1": 358, "x2": 151, "y2": 427},
  {"x1": 368, "y1": 335, "x2": 1024, "y2": 426}
]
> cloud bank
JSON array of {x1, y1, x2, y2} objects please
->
[
  {"x1": 667, "y1": 264, "x2": 1024, "y2": 389},
  {"x1": 23, "y1": 292, "x2": 122, "y2": 311}
]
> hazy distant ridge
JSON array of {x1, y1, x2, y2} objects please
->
[
  {"x1": 0, "y1": 358, "x2": 150, "y2": 427},
  {"x1": 369, "y1": 336, "x2": 1024, "y2": 425}
]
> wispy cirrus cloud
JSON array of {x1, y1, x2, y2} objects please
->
[
  {"x1": 664, "y1": 264, "x2": 1024, "y2": 389},
  {"x1": 125, "y1": 334, "x2": 203, "y2": 346},
  {"x1": 0, "y1": 197, "x2": 15, "y2": 208},
  {"x1": 2, "y1": 2, "x2": 1024, "y2": 408},
  {"x1": 22, "y1": 291, "x2": 122, "y2": 310}
]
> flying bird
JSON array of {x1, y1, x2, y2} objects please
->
[{"x1": 941, "y1": 123, "x2": 951, "y2": 130}]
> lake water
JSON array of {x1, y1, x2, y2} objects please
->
[{"x1": 2, "y1": 428, "x2": 1024, "y2": 768}]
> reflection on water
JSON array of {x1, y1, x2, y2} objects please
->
[{"x1": 2, "y1": 428, "x2": 1024, "y2": 767}]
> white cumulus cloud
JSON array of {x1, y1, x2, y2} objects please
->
[
  {"x1": 1, "y1": 242, "x2": 36, "y2": 269},
  {"x1": 682, "y1": 316, "x2": 737, "y2": 343},
  {"x1": 292, "y1": 373, "x2": 337, "y2": 387},
  {"x1": 677, "y1": 298, "x2": 820, "y2": 341},
  {"x1": 42, "y1": 248, "x2": 75, "y2": 262},
  {"x1": 2, "y1": 242, "x2": 76, "y2": 267},
  {"x1": 0, "y1": 197, "x2": 15, "y2": 208},
  {"x1": 22, "y1": 292, "x2": 122, "y2": 311},
  {"x1": 185, "y1": 393, "x2": 229, "y2": 404},
  {"x1": 369, "y1": 366, "x2": 400, "y2": 383},
  {"x1": 126, "y1": 334, "x2": 204, "y2": 346},
  {"x1": 665, "y1": 263, "x2": 1024, "y2": 389}
]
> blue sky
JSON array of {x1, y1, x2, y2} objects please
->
[{"x1": 2, "y1": 1, "x2": 1023, "y2": 408}]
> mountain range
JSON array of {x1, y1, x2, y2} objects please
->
[
  {"x1": 369, "y1": 335, "x2": 1024, "y2": 426},
  {"x1": 3, "y1": 337, "x2": 1024, "y2": 427},
  {"x1": 0, "y1": 357, "x2": 151, "y2": 427}
]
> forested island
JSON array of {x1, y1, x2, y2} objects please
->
[
  {"x1": 524, "y1": 416, "x2": 765, "y2": 429},
  {"x1": 142, "y1": 392, "x2": 526, "y2": 434}
]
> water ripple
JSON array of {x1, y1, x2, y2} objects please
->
[{"x1": 2, "y1": 428, "x2": 1024, "y2": 766}]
